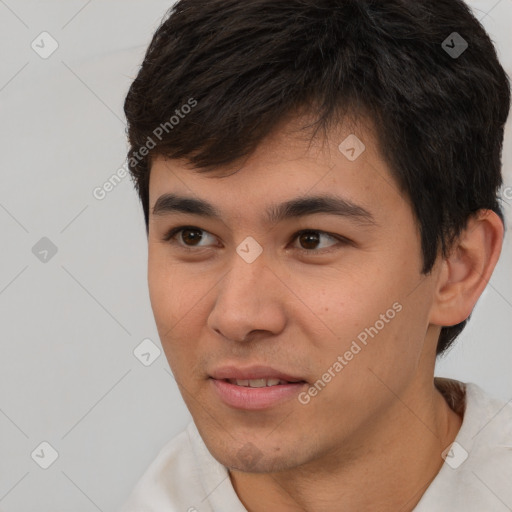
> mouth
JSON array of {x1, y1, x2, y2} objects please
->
[
  {"x1": 208, "y1": 364, "x2": 308, "y2": 409},
  {"x1": 209, "y1": 364, "x2": 307, "y2": 384},
  {"x1": 209, "y1": 374, "x2": 308, "y2": 410},
  {"x1": 218, "y1": 377, "x2": 307, "y2": 387}
]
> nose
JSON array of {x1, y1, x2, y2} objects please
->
[{"x1": 207, "y1": 249, "x2": 287, "y2": 343}]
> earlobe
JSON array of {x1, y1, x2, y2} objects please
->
[{"x1": 429, "y1": 209, "x2": 504, "y2": 327}]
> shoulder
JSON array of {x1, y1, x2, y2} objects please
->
[
  {"x1": 118, "y1": 421, "x2": 246, "y2": 512},
  {"x1": 458, "y1": 382, "x2": 512, "y2": 500},
  {"x1": 415, "y1": 380, "x2": 512, "y2": 511},
  {"x1": 117, "y1": 421, "x2": 208, "y2": 511}
]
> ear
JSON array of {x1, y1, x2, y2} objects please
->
[{"x1": 429, "y1": 209, "x2": 504, "y2": 327}]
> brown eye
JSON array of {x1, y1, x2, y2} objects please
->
[
  {"x1": 180, "y1": 228, "x2": 203, "y2": 246},
  {"x1": 292, "y1": 230, "x2": 341, "y2": 254},
  {"x1": 298, "y1": 231, "x2": 321, "y2": 250},
  {"x1": 162, "y1": 226, "x2": 217, "y2": 251}
]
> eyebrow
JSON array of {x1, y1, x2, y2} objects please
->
[{"x1": 151, "y1": 193, "x2": 376, "y2": 226}]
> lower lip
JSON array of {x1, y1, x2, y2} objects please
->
[{"x1": 210, "y1": 378, "x2": 307, "y2": 410}]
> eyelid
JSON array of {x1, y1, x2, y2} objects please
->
[{"x1": 162, "y1": 225, "x2": 219, "y2": 248}]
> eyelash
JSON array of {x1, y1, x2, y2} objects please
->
[{"x1": 161, "y1": 225, "x2": 350, "y2": 256}]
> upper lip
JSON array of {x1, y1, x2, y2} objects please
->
[{"x1": 209, "y1": 365, "x2": 306, "y2": 383}]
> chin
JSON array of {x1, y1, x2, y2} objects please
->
[
  {"x1": 227, "y1": 455, "x2": 296, "y2": 474},
  {"x1": 207, "y1": 438, "x2": 301, "y2": 474}
]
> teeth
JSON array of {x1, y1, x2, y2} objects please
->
[{"x1": 228, "y1": 378, "x2": 288, "y2": 387}]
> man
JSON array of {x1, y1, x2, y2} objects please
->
[{"x1": 119, "y1": 0, "x2": 512, "y2": 510}]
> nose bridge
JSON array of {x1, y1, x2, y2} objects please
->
[
  {"x1": 207, "y1": 244, "x2": 286, "y2": 341},
  {"x1": 220, "y1": 246, "x2": 268, "y2": 311}
]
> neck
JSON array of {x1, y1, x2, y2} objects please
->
[{"x1": 229, "y1": 379, "x2": 463, "y2": 512}]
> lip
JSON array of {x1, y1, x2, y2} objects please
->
[
  {"x1": 209, "y1": 364, "x2": 306, "y2": 383},
  {"x1": 210, "y1": 378, "x2": 307, "y2": 410}
]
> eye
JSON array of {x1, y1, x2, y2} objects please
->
[
  {"x1": 161, "y1": 226, "x2": 350, "y2": 255},
  {"x1": 162, "y1": 225, "x2": 218, "y2": 251},
  {"x1": 290, "y1": 229, "x2": 346, "y2": 254}
]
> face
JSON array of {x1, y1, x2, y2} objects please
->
[{"x1": 147, "y1": 114, "x2": 442, "y2": 475}]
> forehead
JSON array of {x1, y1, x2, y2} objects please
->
[{"x1": 148, "y1": 114, "x2": 404, "y2": 226}]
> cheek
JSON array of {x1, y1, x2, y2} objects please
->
[
  {"x1": 313, "y1": 265, "x2": 423, "y2": 367},
  {"x1": 148, "y1": 259, "x2": 174, "y2": 328},
  {"x1": 148, "y1": 251, "x2": 191, "y2": 334},
  {"x1": 147, "y1": 251, "x2": 213, "y2": 345},
  {"x1": 147, "y1": 260, "x2": 202, "y2": 377}
]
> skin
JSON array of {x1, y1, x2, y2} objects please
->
[{"x1": 146, "y1": 113, "x2": 503, "y2": 512}]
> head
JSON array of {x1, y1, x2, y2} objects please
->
[{"x1": 124, "y1": 0, "x2": 509, "y2": 473}]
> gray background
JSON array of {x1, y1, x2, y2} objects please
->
[{"x1": 0, "y1": 1, "x2": 510, "y2": 511}]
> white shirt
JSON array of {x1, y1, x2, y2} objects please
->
[{"x1": 118, "y1": 379, "x2": 512, "y2": 511}]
